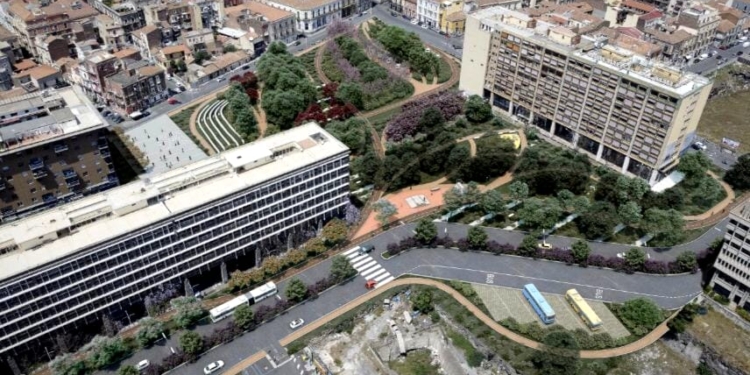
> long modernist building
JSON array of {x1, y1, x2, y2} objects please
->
[
  {"x1": 0, "y1": 122, "x2": 350, "y2": 356},
  {"x1": 459, "y1": 7, "x2": 713, "y2": 185}
]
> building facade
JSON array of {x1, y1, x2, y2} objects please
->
[
  {"x1": 710, "y1": 200, "x2": 750, "y2": 310},
  {"x1": 460, "y1": 7, "x2": 713, "y2": 185},
  {"x1": 0, "y1": 123, "x2": 349, "y2": 358},
  {"x1": 418, "y1": 0, "x2": 441, "y2": 28},
  {"x1": 0, "y1": 86, "x2": 117, "y2": 222},
  {"x1": 225, "y1": 2, "x2": 296, "y2": 44},
  {"x1": 73, "y1": 51, "x2": 119, "y2": 105},
  {"x1": 105, "y1": 63, "x2": 167, "y2": 115},
  {"x1": 132, "y1": 25, "x2": 163, "y2": 63},
  {"x1": 259, "y1": 0, "x2": 359, "y2": 34},
  {"x1": 88, "y1": 0, "x2": 147, "y2": 47},
  {"x1": 1, "y1": 0, "x2": 99, "y2": 54}
]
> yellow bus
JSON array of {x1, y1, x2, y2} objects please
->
[{"x1": 565, "y1": 289, "x2": 602, "y2": 330}]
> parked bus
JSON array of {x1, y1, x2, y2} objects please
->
[
  {"x1": 209, "y1": 295, "x2": 249, "y2": 322},
  {"x1": 565, "y1": 289, "x2": 602, "y2": 330},
  {"x1": 522, "y1": 284, "x2": 556, "y2": 324},
  {"x1": 249, "y1": 281, "x2": 278, "y2": 303}
]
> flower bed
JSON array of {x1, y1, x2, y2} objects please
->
[{"x1": 322, "y1": 34, "x2": 413, "y2": 111}]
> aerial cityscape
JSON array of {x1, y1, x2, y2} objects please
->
[{"x1": 0, "y1": 0, "x2": 748, "y2": 374}]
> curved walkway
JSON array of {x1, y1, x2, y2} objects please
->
[
  {"x1": 188, "y1": 96, "x2": 221, "y2": 155},
  {"x1": 354, "y1": 129, "x2": 528, "y2": 237},
  {"x1": 277, "y1": 277, "x2": 677, "y2": 360}
]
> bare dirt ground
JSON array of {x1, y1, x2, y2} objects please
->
[
  {"x1": 408, "y1": 76, "x2": 439, "y2": 96},
  {"x1": 613, "y1": 341, "x2": 699, "y2": 375}
]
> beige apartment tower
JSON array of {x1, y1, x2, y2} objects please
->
[
  {"x1": 460, "y1": 7, "x2": 713, "y2": 185},
  {"x1": 710, "y1": 200, "x2": 750, "y2": 310}
]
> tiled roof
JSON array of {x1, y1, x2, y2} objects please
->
[
  {"x1": 162, "y1": 45, "x2": 190, "y2": 55},
  {"x1": 113, "y1": 48, "x2": 140, "y2": 59},
  {"x1": 226, "y1": 2, "x2": 293, "y2": 22},
  {"x1": 644, "y1": 28, "x2": 694, "y2": 44},
  {"x1": 717, "y1": 19, "x2": 735, "y2": 33},
  {"x1": 639, "y1": 10, "x2": 663, "y2": 21},
  {"x1": 14, "y1": 59, "x2": 37, "y2": 71},
  {"x1": 622, "y1": 0, "x2": 657, "y2": 13},
  {"x1": 134, "y1": 24, "x2": 159, "y2": 36},
  {"x1": 25, "y1": 64, "x2": 59, "y2": 80},
  {"x1": 263, "y1": 0, "x2": 344, "y2": 11}
]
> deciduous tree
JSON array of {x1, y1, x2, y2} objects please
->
[
  {"x1": 624, "y1": 248, "x2": 646, "y2": 271},
  {"x1": 467, "y1": 226, "x2": 488, "y2": 250},
  {"x1": 411, "y1": 289, "x2": 434, "y2": 312},
  {"x1": 284, "y1": 278, "x2": 308, "y2": 302},
  {"x1": 517, "y1": 198, "x2": 562, "y2": 232},
  {"x1": 330, "y1": 255, "x2": 357, "y2": 283},
  {"x1": 464, "y1": 95, "x2": 492, "y2": 123},
  {"x1": 414, "y1": 219, "x2": 437, "y2": 245},
  {"x1": 570, "y1": 240, "x2": 591, "y2": 264},
  {"x1": 724, "y1": 154, "x2": 750, "y2": 190},
  {"x1": 178, "y1": 331, "x2": 203, "y2": 356},
  {"x1": 233, "y1": 303, "x2": 254, "y2": 330},
  {"x1": 372, "y1": 199, "x2": 398, "y2": 227}
]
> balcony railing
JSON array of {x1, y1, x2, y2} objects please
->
[
  {"x1": 29, "y1": 158, "x2": 44, "y2": 171},
  {"x1": 63, "y1": 169, "x2": 76, "y2": 179},
  {"x1": 66, "y1": 178, "x2": 80, "y2": 188},
  {"x1": 33, "y1": 169, "x2": 48, "y2": 179},
  {"x1": 42, "y1": 193, "x2": 57, "y2": 204},
  {"x1": 54, "y1": 143, "x2": 68, "y2": 153}
]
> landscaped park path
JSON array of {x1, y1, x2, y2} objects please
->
[{"x1": 354, "y1": 129, "x2": 528, "y2": 237}]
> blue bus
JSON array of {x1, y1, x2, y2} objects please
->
[{"x1": 522, "y1": 284, "x2": 556, "y2": 324}]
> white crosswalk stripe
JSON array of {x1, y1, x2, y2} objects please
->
[
  {"x1": 373, "y1": 272, "x2": 392, "y2": 283},
  {"x1": 375, "y1": 276, "x2": 395, "y2": 288},
  {"x1": 343, "y1": 247, "x2": 361, "y2": 256},
  {"x1": 362, "y1": 267, "x2": 386, "y2": 280},
  {"x1": 352, "y1": 259, "x2": 378, "y2": 272},
  {"x1": 343, "y1": 246, "x2": 394, "y2": 286}
]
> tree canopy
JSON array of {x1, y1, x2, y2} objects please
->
[
  {"x1": 614, "y1": 298, "x2": 664, "y2": 336},
  {"x1": 464, "y1": 95, "x2": 492, "y2": 123},
  {"x1": 517, "y1": 198, "x2": 562, "y2": 232},
  {"x1": 724, "y1": 154, "x2": 750, "y2": 190}
]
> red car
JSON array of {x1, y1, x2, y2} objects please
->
[{"x1": 168, "y1": 97, "x2": 179, "y2": 105}]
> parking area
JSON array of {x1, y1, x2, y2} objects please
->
[{"x1": 472, "y1": 284, "x2": 630, "y2": 339}]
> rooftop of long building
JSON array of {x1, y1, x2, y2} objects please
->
[
  {"x1": 0, "y1": 122, "x2": 349, "y2": 282},
  {"x1": 472, "y1": 6, "x2": 711, "y2": 97}
]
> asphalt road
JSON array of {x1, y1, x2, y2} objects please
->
[
  {"x1": 103, "y1": 219, "x2": 713, "y2": 375},
  {"x1": 686, "y1": 136, "x2": 739, "y2": 170},
  {"x1": 370, "y1": 220, "x2": 727, "y2": 262},
  {"x1": 685, "y1": 41, "x2": 750, "y2": 75}
]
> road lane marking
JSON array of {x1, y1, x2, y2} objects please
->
[
  {"x1": 343, "y1": 247, "x2": 361, "y2": 256},
  {"x1": 404, "y1": 264, "x2": 701, "y2": 300},
  {"x1": 352, "y1": 257, "x2": 375, "y2": 270},
  {"x1": 373, "y1": 272, "x2": 392, "y2": 283},
  {"x1": 362, "y1": 268, "x2": 387, "y2": 280}
]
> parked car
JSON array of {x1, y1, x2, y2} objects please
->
[
  {"x1": 136, "y1": 360, "x2": 150, "y2": 371},
  {"x1": 693, "y1": 141, "x2": 707, "y2": 150},
  {"x1": 216, "y1": 77, "x2": 225, "y2": 82},
  {"x1": 168, "y1": 97, "x2": 179, "y2": 104},
  {"x1": 358, "y1": 244, "x2": 374, "y2": 255},
  {"x1": 738, "y1": 51, "x2": 744, "y2": 56},
  {"x1": 411, "y1": 19, "x2": 418, "y2": 25},
  {"x1": 537, "y1": 242, "x2": 552, "y2": 250},
  {"x1": 203, "y1": 361, "x2": 224, "y2": 374},
  {"x1": 289, "y1": 318, "x2": 305, "y2": 329}
]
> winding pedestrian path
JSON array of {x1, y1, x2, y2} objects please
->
[{"x1": 276, "y1": 277, "x2": 679, "y2": 363}]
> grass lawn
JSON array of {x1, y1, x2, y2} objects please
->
[
  {"x1": 609, "y1": 226, "x2": 642, "y2": 245},
  {"x1": 389, "y1": 350, "x2": 440, "y2": 375},
  {"x1": 688, "y1": 309, "x2": 750, "y2": 373},
  {"x1": 698, "y1": 89, "x2": 750, "y2": 154},
  {"x1": 367, "y1": 107, "x2": 402, "y2": 132},
  {"x1": 553, "y1": 219, "x2": 585, "y2": 239}
]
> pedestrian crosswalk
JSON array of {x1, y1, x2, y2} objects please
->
[{"x1": 343, "y1": 246, "x2": 395, "y2": 288}]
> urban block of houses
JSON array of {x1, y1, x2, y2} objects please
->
[{"x1": 187, "y1": 50, "x2": 251, "y2": 85}]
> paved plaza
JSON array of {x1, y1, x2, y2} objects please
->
[
  {"x1": 125, "y1": 115, "x2": 208, "y2": 178},
  {"x1": 473, "y1": 284, "x2": 630, "y2": 339}
]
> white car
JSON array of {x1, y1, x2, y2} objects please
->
[
  {"x1": 203, "y1": 361, "x2": 224, "y2": 374},
  {"x1": 693, "y1": 141, "x2": 707, "y2": 151},
  {"x1": 136, "y1": 360, "x2": 150, "y2": 371},
  {"x1": 289, "y1": 318, "x2": 305, "y2": 329},
  {"x1": 410, "y1": 19, "x2": 418, "y2": 25}
]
